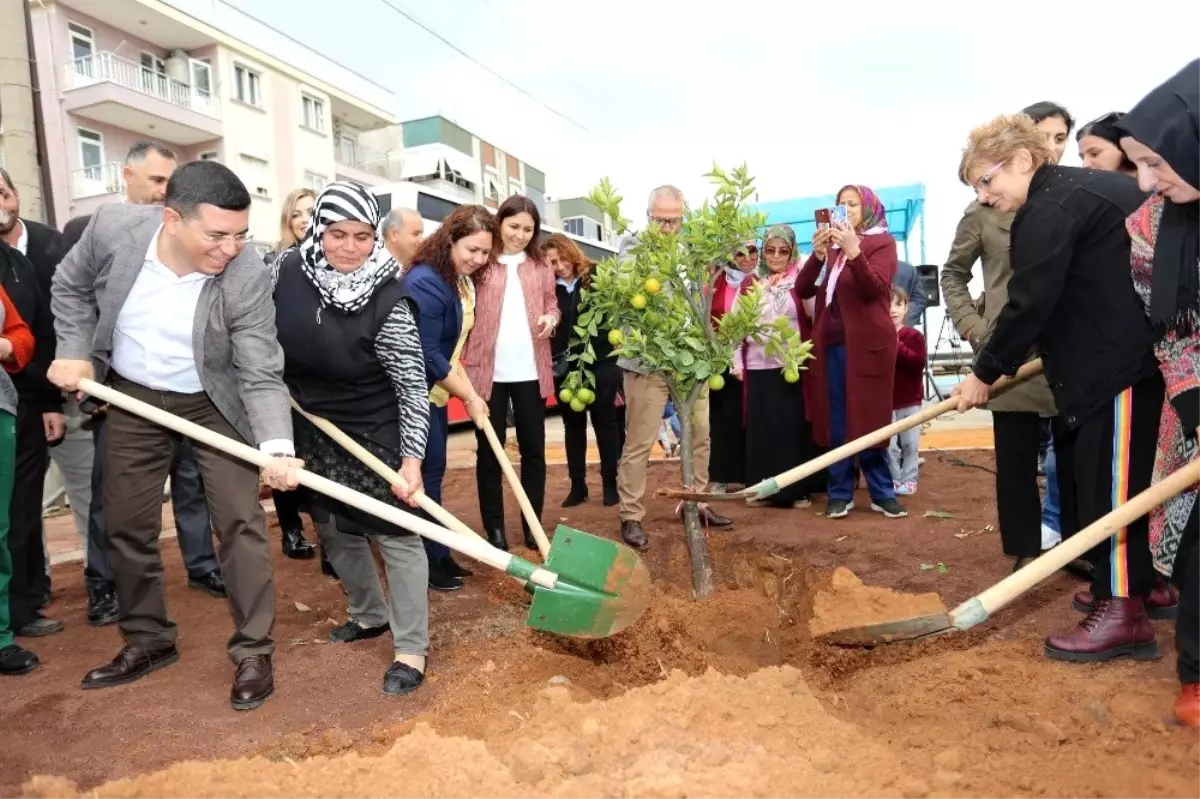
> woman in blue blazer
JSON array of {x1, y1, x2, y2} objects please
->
[{"x1": 400, "y1": 206, "x2": 497, "y2": 591}]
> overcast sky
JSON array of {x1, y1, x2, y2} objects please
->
[{"x1": 229, "y1": 0, "x2": 1198, "y2": 270}]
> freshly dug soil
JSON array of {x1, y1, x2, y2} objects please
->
[
  {"x1": 808, "y1": 566, "x2": 948, "y2": 638},
  {"x1": 26, "y1": 667, "x2": 911, "y2": 799},
  {"x1": 7, "y1": 454, "x2": 1199, "y2": 798}
]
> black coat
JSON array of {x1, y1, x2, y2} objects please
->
[
  {"x1": 0, "y1": 231, "x2": 61, "y2": 412},
  {"x1": 974, "y1": 165, "x2": 1155, "y2": 429}
]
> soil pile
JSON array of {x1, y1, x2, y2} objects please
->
[
  {"x1": 808, "y1": 567, "x2": 947, "y2": 639},
  {"x1": 25, "y1": 667, "x2": 911, "y2": 799}
]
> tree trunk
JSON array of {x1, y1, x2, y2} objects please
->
[{"x1": 676, "y1": 396, "x2": 715, "y2": 599}]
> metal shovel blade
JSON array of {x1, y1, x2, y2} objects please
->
[
  {"x1": 525, "y1": 525, "x2": 653, "y2": 639},
  {"x1": 816, "y1": 611, "x2": 955, "y2": 647}
]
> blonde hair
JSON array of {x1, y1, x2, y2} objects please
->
[
  {"x1": 275, "y1": 187, "x2": 316, "y2": 252},
  {"x1": 958, "y1": 113, "x2": 1055, "y2": 185}
]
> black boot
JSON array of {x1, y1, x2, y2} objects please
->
[
  {"x1": 602, "y1": 477, "x2": 619, "y2": 507},
  {"x1": 562, "y1": 482, "x2": 589, "y2": 508},
  {"x1": 282, "y1": 526, "x2": 316, "y2": 560},
  {"x1": 487, "y1": 528, "x2": 508, "y2": 551},
  {"x1": 522, "y1": 524, "x2": 538, "y2": 550},
  {"x1": 443, "y1": 555, "x2": 473, "y2": 578}
]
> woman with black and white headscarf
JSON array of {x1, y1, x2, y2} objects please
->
[{"x1": 272, "y1": 181, "x2": 432, "y2": 697}]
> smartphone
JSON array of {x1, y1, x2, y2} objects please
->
[
  {"x1": 814, "y1": 208, "x2": 831, "y2": 229},
  {"x1": 830, "y1": 205, "x2": 849, "y2": 226}
]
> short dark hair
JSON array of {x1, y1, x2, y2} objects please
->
[
  {"x1": 496, "y1": 194, "x2": 542, "y2": 259},
  {"x1": 1021, "y1": 101, "x2": 1075, "y2": 132},
  {"x1": 165, "y1": 160, "x2": 251, "y2": 218},
  {"x1": 126, "y1": 141, "x2": 177, "y2": 164},
  {"x1": 0, "y1": 167, "x2": 13, "y2": 193}
]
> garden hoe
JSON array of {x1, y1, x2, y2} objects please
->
[
  {"x1": 81, "y1": 379, "x2": 652, "y2": 640},
  {"x1": 818, "y1": 461, "x2": 1199, "y2": 646},
  {"x1": 660, "y1": 358, "x2": 1045, "y2": 503}
]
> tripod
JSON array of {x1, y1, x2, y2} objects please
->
[{"x1": 923, "y1": 309, "x2": 972, "y2": 401}]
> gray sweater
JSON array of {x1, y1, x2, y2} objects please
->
[{"x1": 0, "y1": 299, "x2": 18, "y2": 416}]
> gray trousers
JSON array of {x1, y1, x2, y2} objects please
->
[
  {"x1": 314, "y1": 516, "x2": 429, "y2": 657},
  {"x1": 887, "y1": 404, "x2": 922, "y2": 485},
  {"x1": 48, "y1": 397, "x2": 93, "y2": 552}
]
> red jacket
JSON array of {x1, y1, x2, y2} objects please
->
[
  {"x1": 1, "y1": 285, "x2": 35, "y2": 373},
  {"x1": 795, "y1": 233, "x2": 898, "y2": 448},
  {"x1": 894, "y1": 326, "x2": 926, "y2": 409}
]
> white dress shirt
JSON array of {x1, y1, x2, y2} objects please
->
[
  {"x1": 13, "y1": 220, "x2": 28, "y2": 256},
  {"x1": 492, "y1": 252, "x2": 538, "y2": 383},
  {"x1": 111, "y1": 227, "x2": 293, "y2": 455}
]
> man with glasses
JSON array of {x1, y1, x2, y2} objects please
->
[
  {"x1": 615, "y1": 185, "x2": 733, "y2": 550},
  {"x1": 60, "y1": 142, "x2": 227, "y2": 630},
  {"x1": 48, "y1": 160, "x2": 302, "y2": 710}
]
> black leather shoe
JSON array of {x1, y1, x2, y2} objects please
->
[
  {"x1": 231, "y1": 654, "x2": 273, "y2": 710},
  {"x1": 562, "y1": 484, "x2": 589, "y2": 507},
  {"x1": 621, "y1": 520, "x2": 649, "y2": 550},
  {"x1": 700, "y1": 507, "x2": 734, "y2": 528},
  {"x1": 487, "y1": 528, "x2": 508, "y2": 551},
  {"x1": 16, "y1": 615, "x2": 63, "y2": 637},
  {"x1": 602, "y1": 480, "x2": 619, "y2": 507},
  {"x1": 282, "y1": 527, "x2": 316, "y2": 560},
  {"x1": 187, "y1": 570, "x2": 227, "y2": 598},
  {"x1": 428, "y1": 559, "x2": 464, "y2": 592},
  {"x1": 87, "y1": 584, "x2": 120, "y2": 626},
  {"x1": 0, "y1": 644, "x2": 39, "y2": 676},
  {"x1": 329, "y1": 619, "x2": 390, "y2": 643},
  {"x1": 82, "y1": 644, "x2": 179, "y2": 689},
  {"x1": 443, "y1": 555, "x2": 472, "y2": 578},
  {"x1": 382, "y1": 661, "x2": 425, "y2": 696},
  {"x1": 522, "y1": 526, "x2": 538, "y2": 550}
]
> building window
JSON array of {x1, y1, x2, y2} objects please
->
[
  {"x1": 139, "y1": 52, "x2": 166, "y2": 95},
  {"x1": 238, "y1": 154, "x2": 270, "y2": 198},
  {"x1": 303, "y1": 172, "x2": 326, "y2": 192},
  {"x1": 77, "y1": 128, "x2": 104, "y2": 178},
  {"x1": 336, "y1": 134, "x2": 357, "y2": 165},
  {"x1": 507, "y1": 180, "x2": 523, "y2": 197},
  {"x1": 233, "y1": 64, "x2": 262, "y2": 107},
  {"x1": 485, "y1": 176, "x2": 500, "y2": 202},
  {"x1": 68, "y1": 22, "x2": 95, "y2": 77},
  {"x1": 564, "y1": 217, "x2": 584, "y2": 237},
  {"x1": 302, "y1": 94, "x2": 325, "y2": 132}
]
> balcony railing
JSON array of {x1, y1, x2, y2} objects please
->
[
  {"x1": 334, "y1": 139, "x2": 389, "y2": 178},
  {"x1": 70, "y1": 162, "x2": 124, "y2": 200},
  {"x1": 63, "y1": 53, "x2": 220, "y2": 118}
]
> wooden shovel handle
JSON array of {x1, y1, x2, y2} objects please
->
[
  {"x1": 751, "y1": 358, "x2": 1044, "y2": 498},
  {"x1": 478, "y1": 416, "x2": 551, "y2": 558},
  {"x1": 79, "y1": 379, "x2": 558, "y2": 588},
  {"x1": 953, "y1": 461, "x2": 1200, "y2": 627},
  {"x1": 288, "y1": 399, "x2": 482, "y2": 541}
]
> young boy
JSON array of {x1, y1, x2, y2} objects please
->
[{"x1": 888, "y1": 287, "x2": 927, "y2": 495}]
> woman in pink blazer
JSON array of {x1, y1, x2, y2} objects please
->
[{"x1": 462, "y1": 196, "x2": 560, "y2": 551}]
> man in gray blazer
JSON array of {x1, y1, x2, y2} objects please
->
[{"x1": 48, "y1": 161, "x2": 302, "y2": 711}]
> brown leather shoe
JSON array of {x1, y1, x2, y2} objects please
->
[
  {"x1": 699, "y1": 507, "x2": 734, "y2": 528},
  {"x1": 1044, "y1": 597, "x2": 1157, "y2": 663},
  {"x1": 1074, "y1": 577, "x2": 1179, "y2": 620},
  {"x1": 1175, "y1": 683, "x2": 1200, "y2": 728},
  {"x1": 82, "y1": 644, "x2": 179, "y2": 689},
  {"x1": 621, "y1": 520, "x2": 648, "y2": 550},
  {"x1": 231, "y1": 654, "x2": 274, "y2": 710}
]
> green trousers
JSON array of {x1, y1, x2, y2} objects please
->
[{"x1": 0, "y1": 410, "x2": 16, "y2": 648}]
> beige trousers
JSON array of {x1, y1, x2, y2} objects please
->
[{"x1": 616, "y1": 371, "x2": 710, "y2": 522}]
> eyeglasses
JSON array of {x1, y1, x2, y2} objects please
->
[
  {"x1": 650, "y1": 216, "x2": 683, "y2": 229},
  {"x1": 763, "y1": 246, "x2": 792, "y2": 257},
  {"x1": 187, "y1": 220, "x2": 249, "y2": 245},
  {"x1": 1078, "y1": 111, "x2": 1124, "y2": 138},
  {"x1": 973, "y1": 161, "x2": 1007, "y2": 192}
]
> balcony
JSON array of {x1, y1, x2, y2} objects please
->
[
  {"x1": 333, "y1": 139, "x2": 391, "y2": 186},
  {"x1": 61, "y1": 53, "x2": 222, "y2": 145},
  {"x1": 70, "y1": 162, "x2": 124, "y2": 200}
]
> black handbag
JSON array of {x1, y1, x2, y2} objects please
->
[{"x1": 552, "y1": 350, "x2": 570, "y2": 379}]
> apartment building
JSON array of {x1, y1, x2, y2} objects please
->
[
  {"x1": 543, "y1": 196, "x2": 617, "y2": 248},
  {"x1": 28, "y1": 0, "x2": 397, "y2": 240},
  {"x1": 360, "y1": 115, "x2": 547, "y2": 214}
]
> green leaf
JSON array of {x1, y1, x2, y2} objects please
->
[{"x1": 923, "y1": 510, "x2": 955, "y2": 519}]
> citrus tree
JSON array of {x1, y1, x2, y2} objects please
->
[{"x1": 559, "y1": 164, "x2": 813, "y2": 599}]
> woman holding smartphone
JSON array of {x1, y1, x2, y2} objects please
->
[{"x1": 796, "y1": 185, "x2": 904, "y2": 520}]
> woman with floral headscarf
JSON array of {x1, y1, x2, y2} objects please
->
[
  {"x1": 797, "y1": 185, "x2": 904, "y2": 519},
  {"x1": 708, "y1": 240, "x2": 759, "y2": 492},
  {"x1": 734, "y1": 225, "x2": 821, "y2": 507},
  {"x1": 272, "y1": 180, "x2": 433, "y2": 698},
  {"x1": 1117, "y1": 59, "x2": 1200, "y2": 728}
]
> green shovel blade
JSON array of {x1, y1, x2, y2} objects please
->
[{"x1": 523, "y1": 524, "x2": 653, "y2": 639}]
